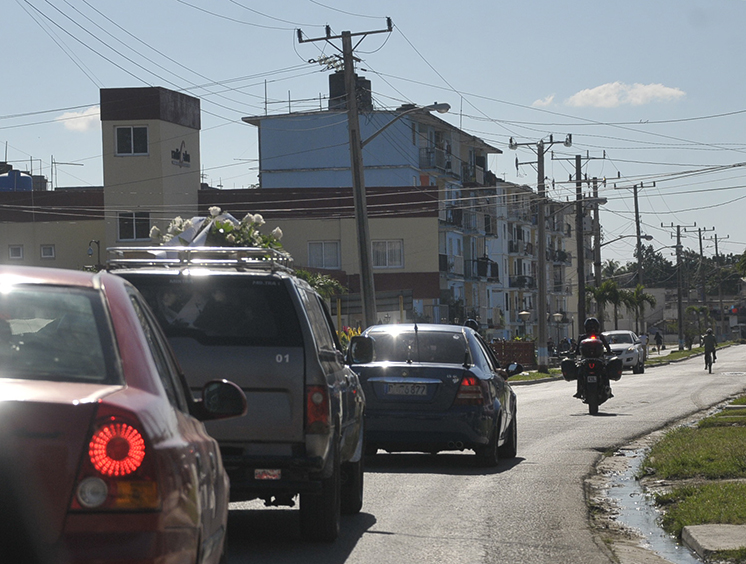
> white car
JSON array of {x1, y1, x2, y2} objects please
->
[{"x1": 603, "y1": 330, "x2": 645, "y2": 373}]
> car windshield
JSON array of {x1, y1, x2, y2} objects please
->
[
  {"x1": 607, "y1": 333, "x2": 633, "y2": 344},
  {"x1": 0, "y1": 286, "x2": 118, "y2": 383},
  {"x1": 130, "y1": 275, "x2": 304, "y2": 347},
  {"x1": 366, "y1": 330, "x2": 467, "y2": 364}
]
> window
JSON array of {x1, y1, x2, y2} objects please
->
[
  {"x1": 118, "y1": 211, "x2": 150, "y2": 241},
  {"x1": 116, "y1": 126, "x2": 148, "y2": 155},
  {"x1": 9, "y1": 245, "x2": 23, "y2": 260},
  {"x1": 308, "y1": 241, "x2": 340, "y2": 270},
  {"x1": 40, "y1": 245, "x2": 55, "y2": 259},
  {"x1": 372, "y1": 240, "x2": 403, "y2": 268}
]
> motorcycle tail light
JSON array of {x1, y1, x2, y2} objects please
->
[
  {"x1": 455, "y1": 375, "x2": 487, "y2": 405},
  {"x1": 71, "y1": 402, "x2": 160, "y2": 511}
]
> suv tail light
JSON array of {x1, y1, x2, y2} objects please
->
[
  {"x1": 71, "y1": 403, "x2": 160, "y2": 511},
  {"x1": 454, "y1": 375, "x2": 487, "y2": 406},
  {"x1": 306, "y1": 385, "x2": 330, "y2": 434}
]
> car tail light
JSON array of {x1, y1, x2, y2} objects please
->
[
  {"x1": 454, "y1": 375, "x2": 487, "y2": 406},
  {"x1": 306, "y1": 385, "x2": 330, "y2": 434},
  {"x1": 71, "y1": 403, "x2": 160, "y2": 511}
]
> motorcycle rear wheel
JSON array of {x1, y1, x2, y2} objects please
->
[{"x1": 586, "y1": 383, "x2": 599, "y2": 416}]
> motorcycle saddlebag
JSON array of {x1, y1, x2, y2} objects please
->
[
  {"x1": 606, "y1": 357, "x2": 623, "y2": 381},
  {"x1": 561, "y1": 358, "x2": 578, "y2": 381}
]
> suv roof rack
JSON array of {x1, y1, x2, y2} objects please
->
[{"x1": 106, "y1": 246, "x2": 294, "y2": 273}]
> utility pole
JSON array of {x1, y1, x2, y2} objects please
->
[
  {"x1": 593, "y1": 177, "x2": 602, "y2": 288},
  {"x1": 613, "y1": 179, "x2": 653, "y2": 287},
  {"x1": 706, "y1": 233, "x2": 729, "y2": 341},
  {"x1": 552, "y1": 151, "x2": 605, "y2": 333},
  {"x1": 510, "y1": 134, "x2": 572, "y2": 372},
  {"x1": 685, "y1": 226, "x2": 715, "y2": 305},
  {"x1": 662, "y1": 222, "x2": 695, "y2": 351},
  {"x1": 297, "y1": 20, "x2": 392, "y2": 328}
]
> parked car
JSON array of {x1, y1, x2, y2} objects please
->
[
  {"x1": 109, "y1": 246, "x2": 366, "y2": 542},
  {"x1": 0, "y1": 265, "x2": 247, "y2": 563},
  {"x1": 603, "y1": 330, "x2": 645, "y2": 373},
  {"x1": 348, "y1": 323, "x2": 522, "y2": 466}
]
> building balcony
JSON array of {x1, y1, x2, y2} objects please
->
[{"x1": 509, "y1": 275, "x2": 536, "y2": 289}]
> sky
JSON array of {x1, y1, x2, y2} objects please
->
[{"x1": 4, "y1": 0, "x2": 746, "y2": 266}]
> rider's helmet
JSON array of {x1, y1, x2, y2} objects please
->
[
  {"x1": 706, "y1": 328, "x2": 713, "y2": 334},
  {"x1": 584, "y1": 317, "x2": 600, "y2": 335}
]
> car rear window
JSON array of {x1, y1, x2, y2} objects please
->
[
  {"x1": 127, "y1": 275, "x2": 304, "y2": 347},
  {"x1": 607, "y1": 333, "x2": 633, "y2": 344},
  {"x1": 366, "y1": 329, "x2": 467, "y2": 364},
  {"x1": 0, "y1": 286, "x2": 119, "y2": 383}
]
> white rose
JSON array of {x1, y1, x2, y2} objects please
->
[
  {"x1": 271, "y1": 227, "x2": 283, "y2": 240},
  {"x1": 209, "y1": 206, "x2": 221, "y2": 217},
  {"x1": 253, "y1": 213, "x2": 265, "y2": 226}
]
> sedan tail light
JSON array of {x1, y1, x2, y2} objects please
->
[
  {"x1": 71, "y1": 403, "x2": 160, "y2": 511},
  {"x1": 306, "y1": 385, "x2": 330, "y2": 434},
  {"x1": 454, "y1": 375, "x2": 488, "y2": 406}
]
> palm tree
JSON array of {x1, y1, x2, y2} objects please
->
[
  {"x1": 585, "y1": 280, "x2": 618, "y2": 331},
  {"x1": 627, "y1": 285, "x2": 657, "y2": 334}
]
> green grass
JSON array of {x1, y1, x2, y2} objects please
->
[
  {"x1": 643, "y1": 425, "x2": 746, "y2": 480},
  {"x1": 642, "y1": 396, "x2": 746, "y2": 544},
  {"x1": 656, "y1": 483, "x2": 746, "y2": 538}
]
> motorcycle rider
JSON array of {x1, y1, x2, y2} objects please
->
[
  {"x1": 702, "y1": 327, "x2": 717, "y2": 367},
  {"x1": 573, "y1": 317, "x2": 612, "y2": 398}
]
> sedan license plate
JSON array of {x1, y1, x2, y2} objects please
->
[
  {"x1": 385, "y1": 383, "x2": 427, "y2": 396},
  {"x1": 586, "y1": 375, "x2": 598, "y2": 383}
]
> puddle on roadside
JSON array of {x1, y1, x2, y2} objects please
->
[{"x1": 608, "y1": 449, "x2": 701, "y2": 564}]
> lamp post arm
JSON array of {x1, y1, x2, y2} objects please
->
[{"x1": 361, "y1": 104, "x2": 449, "y2": 148}]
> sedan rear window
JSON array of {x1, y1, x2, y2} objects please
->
[
  {"x1": 129, "y1": 276, "x2": 304, "y2": 348},
  {"x1": 607, "y1": 333, "x2": 633, "y2": 344},
  {"x1": 0, "y1": 286, "x2": 118, "y2": 383},
  {"x1": 366, "y1": 330, "x2": 467, "y2": 364}
]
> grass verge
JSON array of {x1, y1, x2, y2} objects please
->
[{"x1": 641, "y1": 397, "x2": 746, "y2": 559}]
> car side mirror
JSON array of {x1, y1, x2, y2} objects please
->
[
  {"x1": 505, "y1": 362, "x2": 524, "y2": 378},
  {"x1": 196, "y1": 379, "x2": 247, "y2": 421},
  {"x1": 347, "y1": 336, "x2": 374, "y2": 364}
]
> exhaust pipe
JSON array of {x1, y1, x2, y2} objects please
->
[{"x1": 447, "y1": 441, "x2": 465, "y2": 450}]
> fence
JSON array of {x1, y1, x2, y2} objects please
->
[{"x1": 489, "y1": 341, "x2": 536, "y2": 369}]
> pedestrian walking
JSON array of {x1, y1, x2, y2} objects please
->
[
  {"x1": 639, "y1": 332, "x2": 649, "y2": 362},
  {"x1": 654, "y1": 331, "x2": 663, "y2": 354}
]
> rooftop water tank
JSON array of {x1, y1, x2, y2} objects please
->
[{"x1": 0, "y1": 169, "x2": 33, "y2": 191}]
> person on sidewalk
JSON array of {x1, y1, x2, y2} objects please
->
[
  {"x1": 654, "y1": 331, "x2": 663, "y2": 353},
  {"x1": 703, "y1": 328, "x2": 717, "y2": 367}
]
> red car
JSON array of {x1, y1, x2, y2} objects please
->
[{"x1": 0, "y1": 266, "x2": 246, "y2": 564}]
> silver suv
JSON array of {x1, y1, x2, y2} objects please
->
[{"x1": 108, "y1": 247, "x2": 365, "y2": 542}]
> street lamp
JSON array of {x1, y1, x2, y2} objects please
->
[
  {"x1": 87, "y1": 240, "x2": 101, "y2": 270},
  {"x1": 518, "y1": 310, "x2": 531, "y2": 337},
  {"x1": 600, "y1": 234, "x2": 653, "y2": 247},
  {"x1": 552, "y1": 312, "x2": 563, "y2": 349}
]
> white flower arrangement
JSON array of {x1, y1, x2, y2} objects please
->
[{"x1": 151, "y1": 207, "x2": 284, "y2": 251}]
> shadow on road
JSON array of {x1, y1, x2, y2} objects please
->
[
  {"x1": 363, "y1": 451, "x2": 524, "y2": 475},
  {"x1": 225, "y1": 507, "x2": 376, "y2": 563}
]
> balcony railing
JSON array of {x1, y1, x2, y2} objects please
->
[{"x1": 509, "y1": 275, "x2": 536, "y2": 289}]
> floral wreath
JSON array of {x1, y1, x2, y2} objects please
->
[{"x1": 149, "y1": 206, "x2": 284, "y2": 250}]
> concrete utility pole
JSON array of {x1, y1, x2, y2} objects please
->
[
  {"x1": 297, "y1": 20, "x2": 392, "y2": 329},
  {"x1": 510, "y1": 134, "x2": 572, "y2": 373},
  {"x1": 662, "y1": 222, "x2": 695, "y2": 350},
  {"x1": 685, "y1": 225, "x2": 715, "y2": 305},
  {"x1": 613, "y1": 180, "x2": 653, "y2": 287},
  {"x1": 706, "y1": 233, "x2": 729, "y2": 341}
]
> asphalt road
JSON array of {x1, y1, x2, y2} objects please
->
[{"x1": 226, "y1": 345, "x2": 746, "y2": 564}]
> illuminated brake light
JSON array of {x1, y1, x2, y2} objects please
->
[
  {"x1": 89, "y1": 422, "x2": 146, "y2": 477},
  {"x1": 306, "y1": 385, "x2": 330, "y2": 434},
  {"x1": 455, "y1": 375, "x2": 486, "y2": 405}
]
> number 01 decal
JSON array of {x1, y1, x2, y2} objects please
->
[{"x1": 275, "y1": 354, "x2": 290, "y2": 363}]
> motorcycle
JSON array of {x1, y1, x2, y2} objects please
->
[{"x1": 560, "y1": 335, "x2": 623, "y2": 415}]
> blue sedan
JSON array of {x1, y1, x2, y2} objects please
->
[{"x1": 348, "y1": 324, "x2": 521, "y2": 466}]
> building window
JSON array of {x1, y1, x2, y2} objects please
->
[
  {"x1": 308, "y1": 241, "x2": 340, "y2": 270},
  {"x1": 115, "y1": 126, "x2": 148, "y2": 155},
  {"x1": 9, "y1": 245, "x2": 23, "y2": 260},
  {"x1": 372, "y1": 240, "x2": 403, "y2": 268},
  {"x1": 40, "y1": 245, "x2": 55, "y2": 259},
  {"x1": 118, "y1": 212, "x2": 150, "y2": 241}
]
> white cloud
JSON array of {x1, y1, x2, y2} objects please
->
[
  {"x1": 55, "y1": 106, "x2": 100, "y2": 132},
  {"x1": 532, "y1": 94, "x2": 555, "y2": 108},
  {"x1": 565, "y1": 82, "x2": 685, "y2": 108}
]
